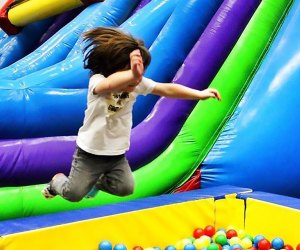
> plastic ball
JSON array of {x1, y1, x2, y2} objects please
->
[
  {"x1": 229, "y1": 237, "x2": 241, "y2": 246},
  {"x1": 258, "y1": 239, "x2": 271, "y2": 250},
  {"x1": 215, "y1": 235, "x2": 228, "y2": 246},
  {"x1": 184, "y1": 243, "x2": 196, "y2": 250},
  {"x1": 213, "y1": 231, "x2": 226, "y2": 243},
  {"x1": 217, "y1": 228, "x2": 227, "y2": 234},
  {"x1": 236, "y1": 230, "x2": 246, "y2": 239},
  {"x1": 253, "y1": 235, "x2": 265, "y2": 248},
  {"x1": 182, "y1": 238, "x2": 192, "y2": 245},
  {"x1": 217, "y1": 243, "x2": 223, "y2": 250},
  {"x1": 248, "y1": 247, "x2": 257, "y2": 250},
  {"x1": 226, "y1": 229, "x2": 238, "y2": 239},
  {"x1": 207, "y1": 243, "x2": 219, "y2": 250},
  {"x1": 114, "y1": 244, "x2": 127, "y2": 250},
  {"x1": 194, "y1": 238, "x2": 206, "y2": 249},
  {"x1": 226, "y1": 226, "x2": 235, "y2": 231},
  {"x1": 215, "y1": 231, "x2": 226, "y2": 237},
  {"x1": 165, "y1": 245, "x2": 176, "y2": 250},
  {"x1": 175, "y1": 239, "x2": 189, "y2": 249},
  {"x1": 193, "y1": 239, "x2": 203, "y2": 248},
  {"x1": 242, "y1": 235, "x2": 254, "y2": 243},
  {"x1": 283, "y1": 245, "x2": 293, "y2": 250},
  {"x1": 133, "y1": 246, "x2": 144, "y2": 250},
  {"x1": 222, "y1": 245, "x2": 231, "y2": 250},
  {"x1": 188, "y1": 236, "x2": 195, "y2": 243},
  {"x1": 176, "y1": 240, "x2": 185, "y2": 250},
  {"x1": 271, "y1": 238, "x2": 284, "y2": 250},
  {"x1": 230, "y1": 243, "x2": 243, "y2": 250},
  {"x1": 240, "y1": 238, "x2": 252, "y2": 249},
  {"x1": 193, "y1": 228, "x2": 205, "y2": 238},
  {"x1": 200, "y1": 235, "x2": 212, "y2": 246},
  {"x1": 204, "y1": 225, "x2": 216, "y2": 237},
  {"x1": 296, "y1": 244, "x2": 300, "y2": 250},
  {"x1": 99, "y1": 240, "x2": 113, "y2": 250}
]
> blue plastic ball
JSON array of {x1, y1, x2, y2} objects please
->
[
  {"x1": 222, "y1": 245, "x2": 230, "y2": 250},
  {"x1": 217, "y1": 228, "x2": 227, "y2": 233},
  {"x1": 253, "y1": 235, "x2": 265, "y2": 248},
  {"x1": 184, "y1": 243, "x2": 196, "y2": 250},
  {"x1": 272, "y1": 238, "x2": 284, "y2": 250},
  {"x1": 230, "y1": 244, "x2": 243, "y2": 250},
  {"x1": 114, "y1": 243, "x2": 127, "y2": 250},
  {"x1": 165, "y1": 245, "x2": 176, "y2": 250},
  {"x1": 99, "y1": 240, "x2": 113, "y2": 250}
]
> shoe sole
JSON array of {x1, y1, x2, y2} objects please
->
[
  {"x1": 41, "y1": 187, "x2": 55, "y2": 199},
  {"x1": 41, "y1": 173, "x2": 64, "y2": 199}
]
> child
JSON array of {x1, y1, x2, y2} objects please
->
[{"x1": 42, "y1": 27, "x2": 221, "y2": 201}]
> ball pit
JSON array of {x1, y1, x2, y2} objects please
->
[{"x1": 98, "y1": 226, "x2": 300, "y2": 250}]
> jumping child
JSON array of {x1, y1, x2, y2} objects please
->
[{"x1": 42, "y1": 27, "x2": 221, "y2": 201}]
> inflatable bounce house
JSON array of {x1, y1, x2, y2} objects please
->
[{"x1": 0, "y1": 0, "x2": 300, "y2": 249}]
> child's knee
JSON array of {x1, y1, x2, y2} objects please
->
[
  {"x1": 63, "y1": 190, "x2": 85, "y2": 202},
  {"x1": 116, "y1": 183, "x2": 134, "y2": 196}
]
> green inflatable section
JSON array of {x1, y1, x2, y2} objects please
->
[{"x1": 0, "y1": 0, "x2": 293, "y2": 221}]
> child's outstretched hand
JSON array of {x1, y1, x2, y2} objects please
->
[
  {"x1": 201, "y1": 88, "x2": 222, "y2": 101},
  {"x1": 130, "y1": 49, "x2": 144, "y2": 83}
]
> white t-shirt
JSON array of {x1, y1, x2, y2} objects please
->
[{"x1": 76, "y1": 74, "x2": 157, "y2": 155}]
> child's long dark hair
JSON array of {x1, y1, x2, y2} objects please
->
[{"x1": 82, "y1": 27, "x2": 151, "y2": 77}]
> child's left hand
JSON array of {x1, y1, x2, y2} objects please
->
[{"x1": 202, "y1": 88, "x2": 222, "y2": 101}]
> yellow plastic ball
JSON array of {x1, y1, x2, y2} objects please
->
[
  {"x1": 229, "y1": 236, "x2": 241, "y2": 246},
  {"x1": 237, "y1": 229, "x2": 246, "y2": 239},
  {"x1": 199, "y1": 235, "x2": 211, "y2": 247},
  {"x1": 240, "y1": 238, "x2": 252, "y2": 249},
  {"x1": 194, "y1": 239, "x2": 206, "y2": 249}
]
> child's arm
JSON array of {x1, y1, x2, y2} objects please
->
[
  {"x1": 151, "y1": 83, "x2": 221, "y2": 101},
  {"x1": 93, "y1": 50, "x2": 144, "y2": 95},
  {"x1": 93, "y1": 70, "x2": 138, "y2": 94}
]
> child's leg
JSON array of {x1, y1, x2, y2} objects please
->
[
  {"x1": 95, "y1": 156, "x2": 134, "y2": 196},
  {"x1": 50, "y1": 147, "x2": 105, "y2": 202}
]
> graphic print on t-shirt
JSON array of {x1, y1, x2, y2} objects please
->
[{"x1": 105, "y1": 92, "x2": 130, "y2": 116}]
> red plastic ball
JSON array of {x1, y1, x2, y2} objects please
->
[
  {"x1": 133, "y1": 246, "x2": 143, "y2": 250},
  {"x1": 193, "y1": 228, "x2": 204, "y2": 238},
  {"x1": 226, "y1": 229, "x2": 238, "y2": 239},
  {"x1": 204, "y1": 225, "x2": 216, "y2": 237},
  {"x1": 258, "y1": 239, "x2": 271, "y2": 250},
  {"x1": 296, "y1": 244, "x2": 300, "y2": 250},
  {"x1": 248, "y1": 247, "x2": 257, "y2": 250},
  {"x1": 283, "y1": 245, "x2": 294, "y2": 250}
]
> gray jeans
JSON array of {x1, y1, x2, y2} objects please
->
[{"x1": 51, "y1": 147, "x2": 134, "y2": 202}]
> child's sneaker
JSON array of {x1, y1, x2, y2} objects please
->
[
  {"x1": 85, "y1": 186, "x2": 99, "y2": 199},
  {"x1": 41, "y1": 173, "x2": 63, "y2": 199},
  {"x1": 41, "y1": 183, "x2": 57, "y2": 199}
]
